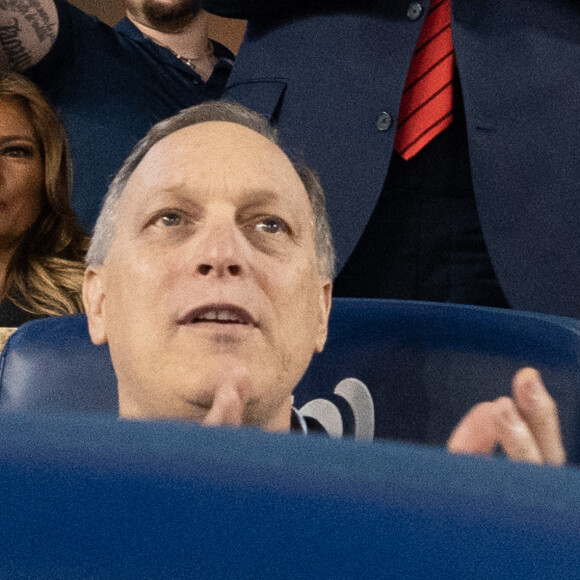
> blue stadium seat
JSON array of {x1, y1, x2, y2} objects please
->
[
  {"x1": 0, "y1": 314, "x2": 117, "y2": 415},
  {"x1": 1, "y1": 298, "x2": 580, "y2": 460},
  {"x1": 294, "y1": 299, "x2": 580, "y2": 460},
  {"x1": 1, "y1": 412, "x2": 580, "y2": 578}
]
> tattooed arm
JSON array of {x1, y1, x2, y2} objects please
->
[{"x1": 0, "y1": 0, "x2": 58, "y2": 72}]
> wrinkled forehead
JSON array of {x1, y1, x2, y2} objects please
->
[{"x1": 122, "y1": 121, "x2": 309, "y2": 207}]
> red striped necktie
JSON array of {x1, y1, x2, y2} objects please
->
[{"x1": 394, "y1": 0, "x2": 455, "y2": 161}]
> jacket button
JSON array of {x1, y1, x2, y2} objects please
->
[
  {"x1": 407, "y1": 2, "x2": 424, "y2": 21},
  {"x1": 376, "y1": 112, "x2": 393, "y2": 131}
]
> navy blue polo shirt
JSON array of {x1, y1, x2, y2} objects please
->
[{"x1": 27, "y1": 0, "x2": 233, "y2": 231}]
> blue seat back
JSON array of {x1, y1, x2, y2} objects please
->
[
  {"x1": 0, "y1": 314, "x2": 117, "y2": 414},
  {"x1": 2, "y1": 412, "x2": 580, "y2": 578},
  {"x1": 294, "y1": 300, "x2": 580, "y2": 459},
  {"x1": 1, "y1": 299, "x2": 580, "y2": 460}
]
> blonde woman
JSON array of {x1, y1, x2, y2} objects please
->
[{"x1": 0, "y1": 72, "x2": 87, "y2": 327}]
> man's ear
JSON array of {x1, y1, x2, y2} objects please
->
[
  {"x1": 314, "y1": 278, "x2": 332, "y2": 354},
  {"x1": 82, "y1": 266, "x2": 108, "y2": 345}
]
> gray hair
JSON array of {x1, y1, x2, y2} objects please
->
[{"x1": 86, "y1": 100, "x2": 335, "y2": 278}]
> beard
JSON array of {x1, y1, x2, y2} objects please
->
[{"x1": 139, "y1": 0, "x2": 201, "y2": 32}]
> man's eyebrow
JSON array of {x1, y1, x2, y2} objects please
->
[
  {"x1": 239, "y1": 188, "x2": 305, "y2": 210},
  {"x1": 142, "y1": 187, "x2": 200, "y2": 205},
  {"x1": 240, "y1": 189, "x2": 282, "y2": 206},
  {"x1": 133, "y1": 189, "x2": 203, "y2": 221}
]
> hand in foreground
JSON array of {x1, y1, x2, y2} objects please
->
[
  {"x1": 202, "y1": 367, "x2": 250, "y2": 428},
  {"x1": 447, "y1": 367, "x2": 566, "y2": 465}
]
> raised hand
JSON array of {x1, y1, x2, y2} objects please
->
[{"x1": 447, "y1": 367, "x2": 565, "y2": 465}]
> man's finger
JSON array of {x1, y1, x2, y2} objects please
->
[
  {"x1": 494, "y1": 396, "x2": 543, "y2": 464},
  {"x1": 202, "y1": 385, "x2": 244, "y2": 427},
  {"x1": 447, "y1": 401, "x2": 501, "y2": 455},
  {"x1": 511, "y1": 367, "x2": 566, "y2": 465}
]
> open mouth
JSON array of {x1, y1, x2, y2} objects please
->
[{"x1": 179, "y1": 304, "x2": 257, "y2": 327}]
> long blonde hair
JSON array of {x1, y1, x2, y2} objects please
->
[{"x1": 1, "y1": 72, "x2": 88, "y2": 316}]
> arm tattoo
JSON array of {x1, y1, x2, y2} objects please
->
[
  {"x1": 0, "y1": 0, "x2": 57, "y2": 69},
  {"x1": 0, "y1": 18, "x2": 32, "y2": 69}
]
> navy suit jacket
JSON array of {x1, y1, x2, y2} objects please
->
[{"x1": 203, "y1": 0, "x2": 580, "y2": 318}]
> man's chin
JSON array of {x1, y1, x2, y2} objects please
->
[{"x1": 140, "y1": 0, "x2": 201, "y2": 32}]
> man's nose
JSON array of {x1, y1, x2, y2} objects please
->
[
  {"x1": 193, "y1": 220, "x2": 245, "y2": 278},
  {"x1": 197, "y1": 263, "x2": 241, "y2": 276}
]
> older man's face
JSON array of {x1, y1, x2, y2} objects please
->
[{"x1": 84, "y1": 122, "x2": 331, "y2": 432}]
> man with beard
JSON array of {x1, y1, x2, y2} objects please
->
[{"x1": 0, "y1": 0, "x2": 234, "y2": 231}]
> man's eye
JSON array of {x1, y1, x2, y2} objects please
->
[
  {"x1": 160, "y1": 212, "x2": 182, "y2": 227},
  {"x1": 255, "y1": 217, "x2": 288, "y2": 234}
]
